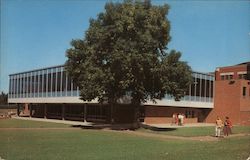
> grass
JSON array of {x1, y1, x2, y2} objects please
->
[
  {"x1": 138, "y1": 125, "x2": 250, "y2": 137},
  {"x1": 0, "y1": 119, "x2": 250, "y2": 160},
  {"x1": 0, "y1": 119, "x2": 70, "y2": 128}
]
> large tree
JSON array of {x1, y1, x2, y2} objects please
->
[{"x1": 66, "y1": 1, "x2": 192, "y2": 122}]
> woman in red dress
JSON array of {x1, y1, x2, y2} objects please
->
[{"x1": 224, "y1": 116, "x2": 232, "y2": 136}]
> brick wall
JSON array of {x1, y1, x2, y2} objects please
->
[
  {"x1": 206, "y1": 79, "x2": 241, "y2": 124},
  {"x1": 206, "y1": 64, "x2": 250, "y2": 125},
  {"x1": 240, "y1": 111, "x2": 250, "y2": 125},
  {"x1": 144, "y1": 106, "x2": 200, "y2": 124}
]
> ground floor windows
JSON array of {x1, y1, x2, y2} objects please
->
[
  {"x1": 185, "y1": 110, "x2": 195, "y2": 118},
  {"x1": 19, "y1": 103, "x2": 137, "y2": 124}
]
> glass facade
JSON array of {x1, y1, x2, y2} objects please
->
[
  {"x1": 8, "y1": 65, "x2": 79, "y2": 99},
  {"x1": 9, "y1": 65, "x2": 214, "y2": 102},
  {"x1": 164, "y1": 72, "x2": 214, "y2": 102}
]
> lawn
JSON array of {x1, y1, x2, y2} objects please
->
[
  {"x1": 0, "y1": 119, "x2": 250, "y2": 160},
  {"x1": 0, "y1": 119, "x2": 70, "y2": 128}
]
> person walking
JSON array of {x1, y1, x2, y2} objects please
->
[
  {"x1": 215, "y1": 116, "x2": 223, "y2": 137},
  {"x1": 180, "y1": 114, "x2": 185, "y2": 126},
  {"x1": 224, "y1": 116, "x2": 232, "y2": 136},
  {"x1": 172, "y1": 113, "x2": 177, "y2": 125},
  {"x1": 177, "y1": 113, "x2": 182, "y2": 126}
]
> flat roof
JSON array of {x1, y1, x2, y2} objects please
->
[{"x1": 9, "y1": 64, "x2": 65, "y2": 76}]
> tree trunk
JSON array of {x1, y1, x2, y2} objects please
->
[
  {"x1": 110, "y1": 103, "x2": 114, "y2": 124},
  {"x1": 133, "y1": 101, "x2": 141, "y2": 129}
]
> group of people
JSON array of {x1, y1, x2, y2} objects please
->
[
  {"x1": 215, "y1": 116, "x2": 232, "y2": 137},
  {"x1": 172, "y1": 113, "x2": 185, "y2": 126}
]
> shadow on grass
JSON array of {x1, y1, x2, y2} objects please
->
[
  {"x1": 148, "y1": 127, "x2": 176, "y2": 132},
  {"x1": 70, "y1": 123, "x2": 177, "y2": 132},
  {"x1": 140, "y1": 124, "x2": 177, "y2": 131},
  {"x1": 71, "y1": 124, "x2": 137, "y2": 130}
]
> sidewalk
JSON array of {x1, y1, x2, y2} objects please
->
[{"x1": 13, "y1": 116, "x2": 93, "y2": 126}]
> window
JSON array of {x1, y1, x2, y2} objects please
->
[
  {"x1": 57, "y1": 71, "x2": 61, "y2": 92},
  {"x1": 73, "y1": 81, "x2": 78, "y2": 91},
  {"x1": 15, "y1": 76, "x2": 18, "y2": 98},
  {"x1": 185, "y1": 110, "x2": 195, "y2": 118},
  {"x1": 195, "y1": 78, "x2": 201, "y2": 97},
  {"x1": 39, "y1": 74, "x2": 43, "y2": 93},
  {"x1": 221, "y1": 75, "x2": 225, "y2": 80},
  {"x1": 205, "y1": 80, "x2": 210, "y2": 97},
  {"x1": 210, "y1": 81, "x2": 214, "y2": 98},
  {"x1": 43, "y1": 71, "x2": 47, "y2": 95},
  {"x1": 243, "y1": 87, "x2": 246, "y2": 96},
  {"x1": 229, "y1": 75, "x2": 233, "y2": 80},
  {"x1": 62, "y1": 71, "x2": 67, "y2": 92},
  {"x1": 201, "y1": 78, "x2": 205, "y2": 97},
  {"x1": 190, "y1": 77, "x2": 195, "y2": 96},
  {"x1": 9, "y1": 77, "x2": 12, "y2": 97},
  {"x1": 31, "y1": 74, "x2": 34, "y2": 95},
  {"x1": 20, "y1": 76, "x2": 23, "y2": 96},
  {"x1": 17, "y1": 76, "x2": 20, "y2": 96},
  {"x1": 52, "y1": 72, "x2": 56, "y2": 92},
  {"x1": 23, "y1": 75, "x2": 27, "y2": 95},
  {"x1": 225, "y1": 75, "x2": 229, "y2": 80},
  {"x1": 239, "y1": 74, "x2": 246, "y2": 79},
  {"x1": 35, "y1": 73, "x2": 39, "y2": 94},
  {"x1": 48, "y1": 72, "x2": 51, "y2": 93},
  {"x1": 67, "y1": 74, "x2": 72, "y2": 91},
  {"x1": 27, "y1": 74, "x2": 30, "y2": 97}
]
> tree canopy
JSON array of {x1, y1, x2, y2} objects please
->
[{"x1": 65, "y1": 0, "x2": 192, "y2": 105}]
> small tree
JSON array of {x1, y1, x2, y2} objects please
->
[
  {"x1": 66, "y1": 0, "x2": 192, "y2": 124},
  {"x1": 0, "y1": 92, "x2": 8, "y2": 104}
]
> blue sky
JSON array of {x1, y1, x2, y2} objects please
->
[{"x1": 1, "y1": 0, "x2": 250, "y2": 93}]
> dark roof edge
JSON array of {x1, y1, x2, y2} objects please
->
[
  {"x1": 9, "y1": 64, "x2": 65, "y2": 76},
  {"x1": 236, "y1": 61, "x2": 250, "y2": 66},
  {"x1": 216, "y1": 61, "x2": 250, "y2": 70}
]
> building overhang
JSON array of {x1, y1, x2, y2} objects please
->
[
  {"x1": 8, "y1": 97, "x2": 98, "y2": 104},
  {"x1": 145, "y1": 99, "x2": 213, "y2": 109},
  {"x1": 9, "y1": 96, "x2": 214, "y2": 109}
]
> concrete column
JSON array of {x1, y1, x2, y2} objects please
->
[
  {"x1": 44, "y1": 104, "x2": 47, "y2": 119},
  {"x1": 29, "y1": 104, "x2": 32, "y2": 117},
  {"x1": 62, "y1": 104, "x2": 65, "y2": 120},
  {"x1": 84, "y1": 103, "x2": 87, "y2": 122},
  {"x1": 17, "y1": 104, "x2": 20, "y2": 116}
]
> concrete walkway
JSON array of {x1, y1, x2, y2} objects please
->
[{"x1": 13, "y1": 116, "x2": 93, "y2": 126}]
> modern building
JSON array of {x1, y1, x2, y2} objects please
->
[
  {"x1": 206, "y1": 62, "x2": 250, "y2": 125},
  {"x1": 8, "y1": 64, "x2": 214, "y2": 124},
  {"x1": 8, "y1": 62, "x2": 250, "y2": 125}
]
